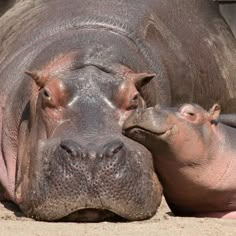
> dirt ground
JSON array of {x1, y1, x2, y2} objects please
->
[{"x1": 0, "y1": 198, "x2": 236, "y2": 236}]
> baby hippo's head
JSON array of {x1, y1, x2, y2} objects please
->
[{"x1": 123, "y1": 104, "x2": 221, "y2": 165}]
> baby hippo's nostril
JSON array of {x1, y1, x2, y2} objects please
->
[
  {"x1": 60, "y1": 140, "x2": 85, "y2": 158},
  {"x1": 103, "y1": 140, "x2": 125, "y2": 158}
]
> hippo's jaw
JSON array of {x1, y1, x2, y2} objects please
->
[{"x1": 15, "y1": 135, "x2": 161, "y2": 221}]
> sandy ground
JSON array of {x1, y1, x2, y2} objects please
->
[{"x1": 0, "y1": 198, "x2": 236, "y2": 236}]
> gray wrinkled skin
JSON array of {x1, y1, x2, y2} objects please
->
[{"x1": 0, "y1": 0, "x2": 235, "y2": 221}]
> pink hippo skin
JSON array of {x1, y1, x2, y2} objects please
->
[{"x1": 123, "y1": 103, "x2": 236, "y2": 218}]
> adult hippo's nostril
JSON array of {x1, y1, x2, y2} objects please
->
[
  {"x1": 60, "y1": 140, "x2": 85, "y2": 158},
  {"x1": 102, "y1": 140, "x2": 125, "y2": 158}
]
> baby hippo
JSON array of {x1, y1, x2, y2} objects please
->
[{"x1": 123, "y1": 103, "x2": 236, "y2": 218}]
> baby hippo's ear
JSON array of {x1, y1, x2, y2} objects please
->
[{"x1": 208, "y1": 104, "x2": 221, "y2": 121}]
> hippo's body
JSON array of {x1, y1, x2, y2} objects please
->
[
  {"x1": 124, "y1": 104, "x2": 236, "y2": 218},
  {"x1": 0, "y1": 0, "x2": 235, "y2": 221}
]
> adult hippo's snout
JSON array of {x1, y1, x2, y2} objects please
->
[{"x1": 16, "y1": 133, "x2": 161, "y2": 221}]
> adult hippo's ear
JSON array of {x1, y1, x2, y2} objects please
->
[
  {"x1": 116, "y1": 64, "x2": 155, "y2": 90},
  {"x1": 114, "y1": 72, "x2": 155, "y2": 115},
  {"x1": 25, "y1": 70, "x2": 47, "y2": 88},
  {"x1": 131, "y1": 72, "x2": 156, "y2": 90},
  {"x1": 208, "y1": 104, "x2": 221, "y2": 121},
  {"x1": 25, "y1": 70, "x2": 68, "y2": 109}
]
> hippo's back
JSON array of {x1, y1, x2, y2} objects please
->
[{"x1": 0, "y1": 0, "x2": 235, "y2": 111}]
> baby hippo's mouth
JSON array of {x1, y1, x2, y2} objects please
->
[
  {"x1": 122, "y1": 107, "x2": 174, "y2": 139},
  {"x1": 123, "y1": 126, "x2": 173, "y2": 139},
  {"x1": 58, "y1": 209, "x2": 126, "y2": 222}
]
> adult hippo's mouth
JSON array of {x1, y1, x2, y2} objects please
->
[{"x1": 59, "y1": 209, "x2": 125, "y2": 222}]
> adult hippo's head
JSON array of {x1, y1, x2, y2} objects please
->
[{"x1": 10, "y1": 54, "x2": 161, "y2": 222}]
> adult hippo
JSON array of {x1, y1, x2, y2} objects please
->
[
  {"x1": 123, "y1": 103, "x2": 236, "y2": 218},
  {"x1": 0, "y1": 0, "x2": 235, "y2": 221}
]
